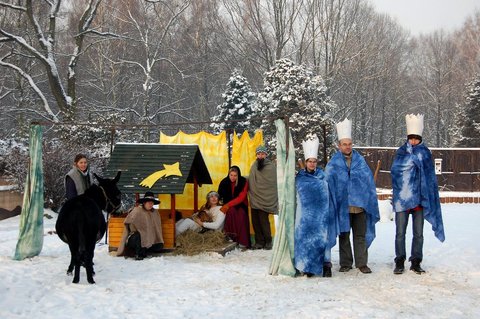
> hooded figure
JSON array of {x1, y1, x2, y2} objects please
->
[{"x1": 391, "y1": 114, "x2": 445, "y2": 275}]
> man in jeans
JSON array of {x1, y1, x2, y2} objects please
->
[
  {"x1": 325, "y1": 118, "x2": 380, "y2": 274},
  {"x1": 391, "y1": 114, "x2": 445, "y2": 274}
]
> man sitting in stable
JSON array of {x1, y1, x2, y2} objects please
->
[
  {"x1": 175, "y1": 191, "x2": 225, "y2": 236},
  {"x1": 116, "y1": 191, "x2": 164, "y2": 260}
]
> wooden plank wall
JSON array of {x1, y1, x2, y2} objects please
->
[
  {"x1": 108, "y1": 209, "x2": 194, "y2": 251},
  {"x1": 357, "y1": 148, "x2": 480, "y2": 192}
]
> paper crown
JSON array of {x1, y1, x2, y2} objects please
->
[
  {"x1": 336, "y1": 118, "x2": 352, "y2": 141},
  {"x1": 302, "y1": 134, "x2": 320, "y2": 160},
  {"x1": 405, "y1": 114, "x2": 424, "y2": 136}
]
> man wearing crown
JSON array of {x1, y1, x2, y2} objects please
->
[
  {"x1": 391, "y1": 114, "x2": 445, "y2": 274},
  {"x1": 294, "y1": 135, "x2": 338, "y2": 277},
  {"x1": 325, "y1": 119, "x2": 380, "y2": 274}
]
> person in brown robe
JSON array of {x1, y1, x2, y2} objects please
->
[{"x1": 116, "y1": 191, "x2": 164, "y2": 260}]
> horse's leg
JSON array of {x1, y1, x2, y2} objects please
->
[{"x1": 85, "y1": 244, "x2": 96, "y2": 284}]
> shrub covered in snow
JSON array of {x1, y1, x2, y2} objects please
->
[
  {"x1": 210, "y1": 69, "x2": 256, "y2": 134},
  {"x1": 253, "y1": 59, "x2": 337, "y2": 161}
]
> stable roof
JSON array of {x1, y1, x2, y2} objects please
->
[{"x1": 105, "y1": 143, "x2": 212, "y2": 195}]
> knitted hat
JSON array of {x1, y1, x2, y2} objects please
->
[{"x1": 256, "y1": 145, "x2": 268, "y2": 155}]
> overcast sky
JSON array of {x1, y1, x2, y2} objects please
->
[{"x1": 369, "y1": 0, "x2": 480, "y2": 35}]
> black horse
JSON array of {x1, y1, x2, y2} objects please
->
[{"x1": 56, "y1": 172, "x2": 121, "y2": 284}]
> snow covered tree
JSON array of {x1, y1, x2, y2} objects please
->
[
  {"x1": 254, "y1": 59, "x2": 337, "y2": 161},
  {"x1": 210, "y1": 69, "x2": 256, "y2": 133},
  {"x1": 454, "y1": 75, "x2": 480, "y2": 147}
]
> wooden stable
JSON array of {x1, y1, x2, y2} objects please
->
[{"x1": 105, "y1": 143, "x2": 212, "y2": 251}]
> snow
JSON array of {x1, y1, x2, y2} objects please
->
[{"x1": 1, "y1": 204, "x2": 479, "y2": 318}]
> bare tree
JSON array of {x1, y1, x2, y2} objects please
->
[{"x1": 0, "y1": 0, "x2": 110, "y2": 122}]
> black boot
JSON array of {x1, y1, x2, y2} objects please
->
[
  {"x1": 410, "y1": 259, "x2": 425, "y2": 274},
  {"x1": 323, "y1": 262, "x2": 332, "y2": 278},
  {"x1": 393, "y1": 258, "x2": 405, "y2": 275}
]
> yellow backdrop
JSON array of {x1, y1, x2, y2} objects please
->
[{"x1": 159, "y1": 131, "x2": 228, "y2": 210}]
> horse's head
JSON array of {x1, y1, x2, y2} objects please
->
[{"x1": 94, "y1": 171, "x2": 122, "y2": 214}]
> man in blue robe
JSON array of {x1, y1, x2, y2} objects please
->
[
  {"x1": 295, "y1": 135, "x2": 337, "y2": 277},
  {"x1": 325, "y1": 119, "x2": 380, "y2": 274},
  {"x1": 391, "y1": 114, "x2": 445, "y2": 275}
]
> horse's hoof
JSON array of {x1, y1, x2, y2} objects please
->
[
  {"x1": 72, "y1": 278, "x2": 80, "y2": 284},
  {"x1": 67, "y1": 271, "x2": 72, "y2": 276},
  {"x1": 88, "y1": 279, "x2": 96, "y2": 284}
]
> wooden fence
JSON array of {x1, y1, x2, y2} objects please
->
[{"x1": 355, "y1": 147, "x2": 480, "y2": 192}]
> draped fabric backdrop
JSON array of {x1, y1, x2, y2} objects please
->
[
  {"x1": 14, "y1": 124, "x2": 44, "y2": 260},
  {"x1": 269, "y1": 120, "x2": 296, "y2": 276}
]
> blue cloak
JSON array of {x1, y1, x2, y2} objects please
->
[
  {"x1": 391, "y1": 142, "x2": 445, "y2": 242},
  {"x1": 294, "y1": 169, "x2": 338, "y2": 275},
  {"x1": 325, "y1": 150, "x2": 380, "y2": 247}
]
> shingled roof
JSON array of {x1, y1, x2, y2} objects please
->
[{"x1": 105, "y1": 143, "x2": 212, "y2": 195}]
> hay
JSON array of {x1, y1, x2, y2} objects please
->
[{"x1": 174, "y1": 230, "x2": 228, "y2": 256}]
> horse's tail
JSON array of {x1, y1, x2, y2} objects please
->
[{"x1": 77, "y1": 212, "x2": 86, "y2": 254}]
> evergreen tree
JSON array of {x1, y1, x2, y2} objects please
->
[
  {"x1": 455, "y1": 75, "x2": 480, "y2": 147},
  {"x1": 210, "y1": 69, "x2": 255, "y2": 133},
  {"x1": 254, "y1": 59, "x2": 337, "y2": 161}
]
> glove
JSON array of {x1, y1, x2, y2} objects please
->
[{"x1": 220, "y1": 204, "x2": 230, "y2": 213}]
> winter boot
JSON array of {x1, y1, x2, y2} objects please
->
[
  {"x1": 410, "y1": 259, "x2": 426, "y2": 274},
  {"x1": 393, "y1": 258, "x2": 405, "y2": 275},
  {"x1": 323, "y1": 262, "x2": 332, "y2": 278}
]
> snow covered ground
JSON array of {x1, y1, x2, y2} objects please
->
[{"x1": 0, "y1": 203, "x2": 479, "y2": 319}]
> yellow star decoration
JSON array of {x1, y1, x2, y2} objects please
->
[{"x1": 139, "y1": 162, "x2": 182, "y2": 188}]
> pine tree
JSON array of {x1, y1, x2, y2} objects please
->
[
  {"x1": 455, "y1": 75, "x2": 480, "y2": 147},
  {"x1": 210, "y1": 69, "x2": 255, "y2": 134},
  {"x1": 253, "y1": 59, "x2": 337, "y2": 160}
]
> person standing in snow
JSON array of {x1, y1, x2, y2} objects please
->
[
  {"x1": 248, "y1": 145, "x2": 278, "y2": 250},
  {"x1": 294, "y1": 135, "x2": 337, "y2": 277},
  {"x1": 217, "y1": 166, "x2": 250, "y2": 250},
  {"x1": 325, "y1": 119, "x2": 380, "y2": 274},
  {"x1": 65, "y1": 153, "x2": 92, "y2": 200},
  {"x1": 391, "y1": 114, "x2": 445, "y2": 274}
]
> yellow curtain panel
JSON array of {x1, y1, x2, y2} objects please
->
[{"x1": 159, "y1": 131, "x2": 229, "y2": 210}]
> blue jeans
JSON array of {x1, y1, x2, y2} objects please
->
[{"x1": 395, "y1": 209, "x2": 424, "y2": 262}]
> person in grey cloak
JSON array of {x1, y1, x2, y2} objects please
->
[
  {"x1": 294, "y1": 135, "x2": 337, "y2": 277},
  {"x1": 248, "y1": 145, "x2": 278, "y2": 250}
]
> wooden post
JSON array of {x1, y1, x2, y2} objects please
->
[
  {"x1": 109, "y1": 127, "x2": 116, "y2": 155},
  {"x1": 171, "y1": 193, "x2": 176, "y2": 238},
  {"x1": 227, "y1": 128, "x2": 232, "y2": 169},
  {"x1": 193, "y1": 175, "x2": 198, "y2": 212},
  {"x1": 373, "y1": 160, "x2": 381, "y2": 184},
  {"x1": 322, "y1": 124, "x2": 328, "y2": 166}
]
